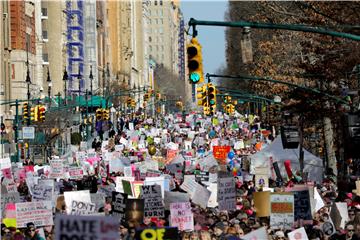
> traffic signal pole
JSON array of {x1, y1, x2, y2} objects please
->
[{"x1": 188, "y1": 18, "x2": 360, "y2": 41}]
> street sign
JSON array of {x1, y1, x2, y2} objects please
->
[{"x1": 22, "y1": 127, "x2": 35, "y2": 139}]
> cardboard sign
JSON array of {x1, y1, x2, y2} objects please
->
[
  {"x1": 16, "y1": 201, "x2": 53, "y2": 228},
  {"x1": 90, "y1": 193, "x2": 105, "y2": 212},
  {"x1": 330, "y1": 202, "x2": 349, "y2": 229},
  {"x1": 270, "y1": 193, "x2": 294, "y2": 230},
  {"x1": 195, "y1": 171, "x2": 209, "y2": 183},
  {"x1": 112, "y1": 192, "x2": 127, "y2": 221},
  {"x1": 213, "y1": 146, "x2": 231, "y2": 164},
  {"x1": 1, "y1": 192, "x2": 20, "y2": 213},
  {"x1": 0, "y1": 157, "x2": 11, "y2": 170},
  {"x1": 253, "y1": 191, "x2": 271, "y2": 217},
  {"x1": 255, "y1": 167, "x2": 269, "y2": 189},
  {"x1": 135, "y1": 227, "x2": 179, "y2": 240},
  {"x1": 166, "y1": 149, "x2": 178, "y2": 163},
  {"x1": 170, "y1": 202, "x2": 194, "y2": 231},
  {"x1": 217, "y1": 174, "x2": 236, "y2": 211},
  {"x1": 288, "y1": 227, "x2": 309, "y2": 240},
  {"x1": 70, "y1": 200, "x2": 96, "y2": 215},
  {"x1": 54, "y1": 214, "x2": 119, "y2": 240},
  {"x1": 191, "y1": 184, "x2": 211, "y2": 209},
  {"x1": 141, "y1": 185, "x2": 164, "y2": 218}
]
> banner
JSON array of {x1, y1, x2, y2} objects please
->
[
  {"x1": 135, "y1": 227, "x2": 179, "y2": 240},
  {"x1": 16, "y1": 201, "x2": 53, "y2": 228},
  {"x1": 141, "y1": 185, "x2": 164, "y2": 218},
  {"x1": 54, "y1": 214, "x2": 119, "y2": 240},
  {"x1": 170, "y1": 202, "x2": 194, "y2": 231},
  {"x1": 270, "y1": 193, "x2": 294, "y2": 230},
  {"x1": 217, "y1": 173, "x2": 236, "y2": 211}
]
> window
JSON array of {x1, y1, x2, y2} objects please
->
[
  {"x1": 161, "y1": 46, "x2": 164, "y2": 51},
  {"x1": 149, "y1": 9, "x2": 151, "y2": 16},
  {"x1": 159, "y1": 9, "x2": 163, "y2": 16},
  {"x1": 160, "y1": 19, "x2": 163, "y2": 24},
  {"x1": 155, "y1": 19, "x2": 158, "y2": 24},
  {"x1": 154, "y1": 0, "x2": 157, "y2": 5},
  {"x1": 149, "y1": 46, "x2": 152, "y2": 52},
  {"x1": 160, "y1": 0, "x2": 163, "y2": 5},
  {"x1": 159, "y1": 27, "x2": 163, "y2": 34}
]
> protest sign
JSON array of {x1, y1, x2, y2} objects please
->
[
  {"x1": 289, "y1": 188, "x2": 312, "y2": 221},
  {"x1": 322, "y1": 221, "x2": 336, "y2": 236},
  {"x1": 217, "y1": 173, "x2": 236, "y2": 211},
  {"x1": 170, "y1": 202, "x2": 194, "y2": 231},
  {"x1": 242, "y1": 227, "x2": 268, "y2": 240},
  {"x1": 213, "y1": 146, "x2": 231, "y2": 164},
  {"x1": 253, "y1": 191, "x2": 271, "y2": 217},
  {"x1": 141, "y1": 185, "x2": 164, "y2": 218},
  {"x1": 16, "y1": 201, "x2": 53, "y2": 228},
  {"x1": 90, "y1": 193, "x2": 105, "y2": 212},
  {"x1": 270, "y1": 193, "x2": 294, "y2": 230},
  {"x1": 207, "y1": 183, "x2": 218, "y2": 208},
  {"x1": 0, "y1": 157, "x2": 11, "y2": 170},
  {"x1": 330, "y1": 202, "x2": 349, "y2": 229},
  {"x1": 64, "y1": 190, "x2": 91, "y2": 214},
  {"x1": 195, "y1": 171, "x2": 209, "y2": 183},
  {"x1": 164, "y1": 191, "x2": 190, "y2": 210},
  {"x1": 49, "y1": 160, "x2": 64, "y2": 178},
  {"x1": 70, "y1": 200, "x2": 96, "y2": 215},
  {"x1": 135, "y1": 227, "x2": 179, "y2": 240},
  {"x1": 180, "y1": 177, "x2": 198, "y2": 197},
  {"x1": 255, "y1": 167, "x2": 269, "y2": 189},
  {"x1": 68, "y1": 166, "x2": 84, "y2": 180},
  {"x1": 288, "y1": 227, "x2": 309, "y2": 240},
  {"x1": 31, "y1": 184, "x2": 53, "y2": 201},
  {"x1": 1, "y1": 192, "x2": 20, "y2": 214},
  {"x1": 115, "y1": 176, "x2": 134, "y2": 193},
  {"x1": 112, "y1": 192, "x2": 127, "y2": 221},
  {"x1": 125, "y1": 199, "x2": 144, "y2": 223},
  {"x1": 191, "y1": 184, "x2": 211, "y2": 209},
  {"x1": 54, "y1": 214, "x2": 119, "y2": 240}
]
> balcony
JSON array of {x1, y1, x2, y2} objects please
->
[{"x1": 41, "y1": 8, "x2": 48, "y2": 19}]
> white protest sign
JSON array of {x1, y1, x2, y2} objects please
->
[
  {"x1": 270, "y1": 193, "x2": 294, "y2": 230},
  {"x1": 54, "y1": 214, "x2": 119, "y2": 240},
  {"x1": 64, "y1": 190, "x2": 91, "y2": 214},
  {"x1": 314, "y1": 187, "x2": 325, "y2": 213},
  {"x1": 124, "y1": 166, "x2": 133, "y2": 177},
  {"x1": 16, "y1": 201, "x2": 53, "y2": 228},
  {"x1": 31, "y1": 184, "x2": 53, "y2": 201},
  {"x1": 164, "y1": 191, "x2": 190, "y2": 210},
  {"x1": 191, "y1": 184, "x2": 211, "y2": 209},
  {"x1": 288, "y1": 227, "x2": 309, "y2": 240},
  {"x1": 115, "y1": 177, "x2": 134, "y2": 193},
  {"x1": 49, "y1": 160, "x2": 64, "y2": 178},
  {"x1": 70, "y1": 200, "x2": 96, "y2": 215},
  {"x1": 170, "y1": 202, "x2": 194, "y2": 231},
  {"x1": 0, "y1": 157, "x2": 11, "y2": 170},
  {"x1": 68, "y1": 166, "x2": 84, "y2": 180},
  {"x1": 1, "y1": 192, "x2": 20, "y2": 212},
  {"x1": 144, "y1": 176, "x2": 165, "y2": 198},
  {"x1": 242, "y1": 227, "x2": 268, "y2": 240},
  {"x1": 180, "y1": 178, "x2": 198, "y2": 198},
  {"x1": 217, "y1": 174, "x2": 236, "y2": 211},
  {"x1": 207, "y1": 183, "x2": 218, "y2": 208}
]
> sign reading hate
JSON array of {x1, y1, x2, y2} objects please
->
[{"x1": 55, "y1": 214, "x2": 119, "y2": 240}]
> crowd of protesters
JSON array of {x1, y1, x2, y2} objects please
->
[{"x1": 1, "y1": 111, "x2": 360, "y2": 240}]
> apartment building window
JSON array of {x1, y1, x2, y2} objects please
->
[
  {"x1": 154, "y1": 0, "x2": 157, "y2": 6},
  {"x1": 42, "y1": 30, "x2": 48, "y2": 40},
  {"x1": 159, "y1": 27, "x2": 163, "y2": 34},
  {"x1": 160, "y1": 19, "x2": 163, "y2": 24},
  {"x1": 161, "y1": 46, "x2": 164, "y2": 51},
  {"x1": 43, "y1": 53, "x2": 49, "y2": 63},
  {"x1": 149, "y1": 46, "x2": 152, "y2": 52},
  {"x1": 41, "y1": 8, "x2": 48, "y2": 17},
  {"x1": 160, "y1": 0, "x2": 163, "y2": 5},
  {"x1": 159, "y1": 9, "x2": 163, "y2": 16}
]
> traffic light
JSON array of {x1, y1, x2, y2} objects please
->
[
  {"x1": 196, "y1": 85, "x2": 207, "y2": 106},
  {"x1": 156, "y1": 93, "x2": 161, "y2": 100},
  {"x1": 203, "y1": 102, "x2": 210, "y2": 115},
  {"x1": 102, "y1": 109, "x2": 110, "y2": 120},
  {"x1": 176, "y1": 101, "x2": 183, "y2": 109},
  {"x1": 88, "y1": 116, "x2": 93, "y2": 124},
  {"x1": 38, "y1": 105, "x2": 46, "y2": 122},
  {"x1": 23, "y1": 103, "x2": 29, "y2": 121},
  {"x1": 127, "y1": 98, "x2": 132, "y2": 107},
  {"x1": 207, "y1": 83, "x2": 216, "y2": 115},
  {"x1": 224, "y1": 95, "x2": 231, "y2": 104},
  {"x1": 30, "y1": 105, "x2": 38, "y2": 122},
  {"x1": 187, "y1": 37, "x2": 203, "y2": 84},
  {"x1": 96, "y1": 108, "x2": 103, "y2": 121},
  {"x1": 131, "y1": 99, "x2": 136, "y2": 108},
  {"x1": 144, "y1": 93, "x2": 149, "y2": 102}
]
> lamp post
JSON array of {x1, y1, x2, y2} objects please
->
[
  {"x1": 25, "y1": 38, "x2": 31, "y2": 126},
  {"x1": 47, "y1": 67, "x2": 52, "y2": 105},
  {"x1": 89, "y1": 65, "x2": 93, "y2": 95},
  {"x1": 63, "y1": 68, "x2": 68, "y2": 105},
  {"x1": 78, "y1": 67, "x2": 82, "y2": 96}
]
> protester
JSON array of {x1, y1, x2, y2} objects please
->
[{"x1": 1, "y1": 111, "x2": 360, "y2": 240}]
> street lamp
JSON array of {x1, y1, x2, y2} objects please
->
[
  {"x1": 47, "y1": 67, "x2": 52, "y2": 101},
  {"x1": 89, "y1": 65, "x2": 93, "y2": 95},
  {"x1": 78, "y1": 66, "x2": 82, "y2": 96},
  {"x1": 63, "y1": 68, "x2": 68, "y2": 105},
  {"x1": 25, "y1": 38, "x2": 31, "y2": 126}
]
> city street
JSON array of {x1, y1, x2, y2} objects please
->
[{"x1": 1, "y1": 1, "x2": 360, "y2": 240}]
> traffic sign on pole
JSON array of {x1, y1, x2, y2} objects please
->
[{"x1": 22, "y1": 127, "x2": 35, "y2": 139}]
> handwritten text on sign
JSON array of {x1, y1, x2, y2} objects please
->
[
  {"x1": 170, "y1": 202, "x2": 194, "y2": 231},
  {"x1": 141, "y1": 185, "x2": 164, "y2": 218},
  {"x1": 270, "y1": 193, "x2": 294, "y2": 230},
  {"x1": 217, "y1": 176, "x2": 236, "y2": 211},
  {"x1": 213, "y1": 146, "x2": 231, "y2": 164},
  {"x1": 16, "y1": 201, "x2": 53, "y2": 228}
]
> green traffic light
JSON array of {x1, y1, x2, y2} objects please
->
[
  {"x1": 189, "y1": 72, "x2": 200, "y2": 83},
  {"x1": 209, "y1": 99, "x2": 215, "y2": 105}
]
